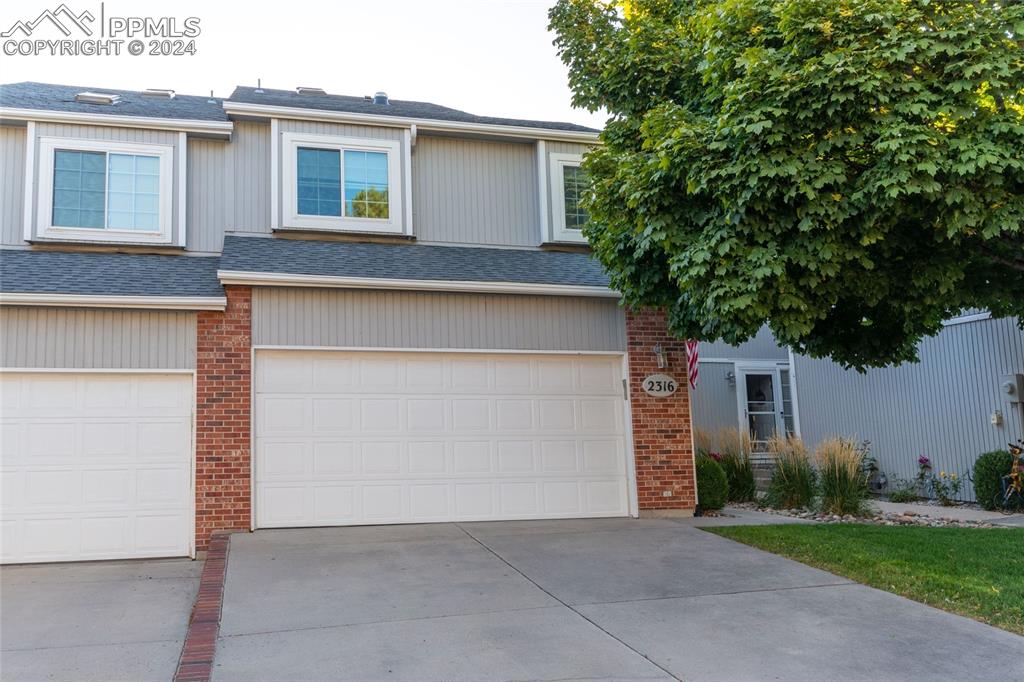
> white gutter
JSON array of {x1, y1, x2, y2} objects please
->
[
  {"x1": 221, "y1": 101, "x2": 600, "y2": 143},
  {"x1": 0, "y1": 292, "x2": 227, "y2": 311},
  {"x1": 217, "y1": 270, "x2": 619, "y2": 298},
  {"x1": 0, "y1": 108, "x2": 234, "y2": 136}
]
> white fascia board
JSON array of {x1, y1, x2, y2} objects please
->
[
  {"x1": 217, "y1": 270, "x2": 619, "y2": 298},
  {"x1": 221, "y1": 101, "x2": 600, "y2": 143},
  {"x1": 0, "y1": 292, "x2": 227, "y2": 310},
  {"x1": 0, "y1": 108, "x2": 234, "y2": 137}
]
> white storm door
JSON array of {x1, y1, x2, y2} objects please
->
[
  {"x1": 1, "y1": 373, "x2": 193, "y2": 564},
  {"x1": 737, "y1": 367, "x2": 785, "y2": 455},
  {"x1": 254, "y1": 350, "x2": 630, "y2": 527}
]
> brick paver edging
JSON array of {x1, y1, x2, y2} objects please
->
[{"x1": 174, "y1": 532, "x2": 231, "y2": 682}]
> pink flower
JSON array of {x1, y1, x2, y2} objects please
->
[
  {"x1": 918, "y1": 455, "x2": 931, "y2": 467},
  {"x1": 708, "y1": 452, "x2": 722, "y2": 462}
]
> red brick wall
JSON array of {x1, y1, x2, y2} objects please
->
[
  {"x1": 195, "y1": 285, "x2": 252, "y2": 550},
  {"x1": 626, "y1": 308, "x2": 697, "y2": 513}
]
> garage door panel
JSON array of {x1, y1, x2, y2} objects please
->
[
  {"x1": 313, "y1": 441, "x2": 356, "y2": 474},
  {"x1": 1, "y1": 373, "x2": 192, "y2": 564},
  {"x1": 255, "y1": 351, "x2": 631, "y2": 528},
  {"x1": 312, "y1": 398, "x2": 354, "y2": 431}
]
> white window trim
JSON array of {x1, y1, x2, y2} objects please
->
[
  {"x1": 36, "y1": 136, "x2": 174, "y2": 245},
  {"x1": 281, "y1": 132, "x2": 404, "y2": 234},
  {"x1": 549, "y1": 152, "x2": 587, "y2": 244}
]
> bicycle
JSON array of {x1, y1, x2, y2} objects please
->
[{"x1": 992, "y1": 439, "x2": 1024, "y2": 513}]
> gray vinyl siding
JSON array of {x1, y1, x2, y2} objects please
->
[
  {"x1": 794, "y1": 316, "x2": 1024, "y2": 501},
  {"x1": 23, "y1": 124, "x2": 184, "y2": 246},
  {"x1": 691, "y1": 363, "x2": 741, "y2": 434},
  {"x1": 413, "y1": 135, "x2": 538, "y2": 246},
  {"x1": 253, "y1": 288, "x2": 626, "y2": 352},
  {"x1": 689, "y1": 326, "x2": 789, "y2": 436},
  {"x1": 187, "y1": 137, "x2": 232, "y2": 252},
  {"x1": 0, "y1": 125, "x2": 26, "y2": 246},
  {"x1": 0, "y1": 307, "x2": 196, "y2": 369},
  {"x1": 700, "y1": 325, "x2": 788, "y2": 361},
  {"x1": 231, "y1": 121, "x2": 272, "y2": 235}
]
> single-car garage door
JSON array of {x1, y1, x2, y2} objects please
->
[
  {"x1": 1, "y1": 373, "x2": 193, "y2": 564},
  {"x1": 255, "y1": 350, "x2": 631, "y2": 527}
]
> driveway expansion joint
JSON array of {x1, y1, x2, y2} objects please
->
[{"x1": 455, "y1": 523, "x2": 683, "y2": 682}]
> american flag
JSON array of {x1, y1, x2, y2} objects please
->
[{"x1": 686, "y1": 340, "x2": 699, "y2": 389}]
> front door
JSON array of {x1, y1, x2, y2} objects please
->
[{"x1": 737, "y1": 367, "x2": 785, "y2": 456}]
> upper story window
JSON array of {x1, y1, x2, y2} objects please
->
[
  {"x1": 37, "y1": 137, "x2": 173, "y2": 244},
  {"x1": 283, "y1": 132, "x2": 403, "y2": 234},
  {"x1": 549, "y1": 153, "x2": 588, "y2": 243}
]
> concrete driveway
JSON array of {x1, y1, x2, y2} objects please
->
[
  {"x1": 1, "y1": 558, "x2": 200, "y2": 681},
  {"x1": 214, "y1": 517, "x2": 1024, "y2": 681}
]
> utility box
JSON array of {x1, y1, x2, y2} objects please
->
[{"x1": 1001, "y1": 373, "x2": 1024, "y2": 404}]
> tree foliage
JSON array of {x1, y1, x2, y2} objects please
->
[{"x1": 549, "y1": 0, "x2": 1024, "y2": 368}]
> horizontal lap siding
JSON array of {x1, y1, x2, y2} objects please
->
[
  {"x1": 413, "y1": 136, "x2": 538, "y2": 246},
  {"x1": 253, "y1": 288, "x2": 626, "y2": 352},
  {"x1": 794, "y1": 316, "x2": 1024, "y2": 501},
  {"x1": 0, "y1": 307, "x2": 196, "y2": 369}
]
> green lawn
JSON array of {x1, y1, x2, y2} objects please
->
[{"x1": 706, "y1": 524, "x2": 1024, "y2": 635}]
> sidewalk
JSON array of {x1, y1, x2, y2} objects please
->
[{"x1": 872, "y1": 500, "x2": 1024, "y2": 527}]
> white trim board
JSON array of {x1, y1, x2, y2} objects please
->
[
  {"x1": 0, "y1": 293, "x2": 227, "y2": 310},
  {"x1": 218, "y1": 270, "x2": 620, "y2": 298},
  {"x1": 942, "y1": 311, "x2": 992, "y2": 326},
  {"x1": 222, "y1": 101, "x2": 599, "y2": 143},
  {"x1": 254, "y1": 345, "x2": 626, "y2": 356},
  {"x1": 0, "y1": 107, "x2": 233, "y2": 137}
]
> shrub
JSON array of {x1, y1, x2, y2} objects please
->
[
  {"x1": 973, "y1": 450, "x2": 1015, "y2": 511},
  {"x1": 717, "y1": 427, "x2": 756, "y2": 502},
  {"x1": 764, "y1": 435, "x2": 817, "y2": 509},
  {"x1": 887, "y1": 479, "x2": 920, "y2": 503},
  {"x1": 816, "y1": 438, "x2": 870, "y2": 515},
  {"x1": 695, "y1": 455, "x2": 729, "y2": 511}
]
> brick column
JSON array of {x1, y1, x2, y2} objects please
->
[
  {"x1": 626, "y1": 308, "x2": 697, "y2": 515},
  {"x1": 195, "y1": 285, "x2": 252, "y2": 551}
]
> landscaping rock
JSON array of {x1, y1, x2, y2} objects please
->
[{"x1": 729, "y1": 502, "x2": 1004, "y2": 529}]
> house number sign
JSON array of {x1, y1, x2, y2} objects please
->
[{"x1": 642, "y1": 374, "x2": 678, "y2": 397}]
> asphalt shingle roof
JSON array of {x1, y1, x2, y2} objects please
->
[
  {"x1": 228, "y1": 86, "x2": 599, "y2": 133},
  {"x1": 0, "y1": 82, "x2": 229, "y2": 121},
  {"x1": 0, "y1": 250, "x2": 224, "y2": 298},
  {"x1": 219, "y1": 235, "x2": 610, "y2": 288}
]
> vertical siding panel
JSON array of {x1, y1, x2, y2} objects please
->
[
  {"x1": 413, "y1": 136, "x2": 539, "y2": 246},
  {"x1": 0, "y1": 125, "x2": 27, "y2": 245},
  {"x1": 0, "y1": 308, "x2": 196, "y2": 369},
  {"x1": 253, "y1": 288, "x2": 627, "y2": 352},
  {"x1": 794, "y1": 316, "x2": 1023, "y2": 500}
]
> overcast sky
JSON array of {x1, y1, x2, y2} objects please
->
[{"x1": 1, "y1": 0, "x2": 606, "y2": 129}]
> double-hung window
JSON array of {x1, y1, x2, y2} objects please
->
[
  {"x1": 549, "y1": 152, "x2": 589, "y2": 243},
  {"x1": 282, "y1": 133, "x2": 403, "y2": 234},
  {"x1": 37, "y1": 137, "x2": 174, "y2": 244}
]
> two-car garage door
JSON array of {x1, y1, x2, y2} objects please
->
[{"x1": 255, "y1": 350, "x2": 631, "y2": 527}]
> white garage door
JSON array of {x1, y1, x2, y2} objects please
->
[
  {"x1": 255, "y1": 350, "x2": 631, "y2": 527},
  {"x1": 1, "y1": 373, "x2": 192, "y2": 564}
]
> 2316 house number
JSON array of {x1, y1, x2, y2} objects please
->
[{"x1": 642, "y1": 374, "x2": 678, "y2": 397}]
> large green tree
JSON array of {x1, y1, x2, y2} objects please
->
[{"x1": 549, "y1": 0, "x2": 1023, "y2": 368}]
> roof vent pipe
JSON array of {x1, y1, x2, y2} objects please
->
[{"x1": 373, "y1": 91, "x2": 389, "y2": 105}]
